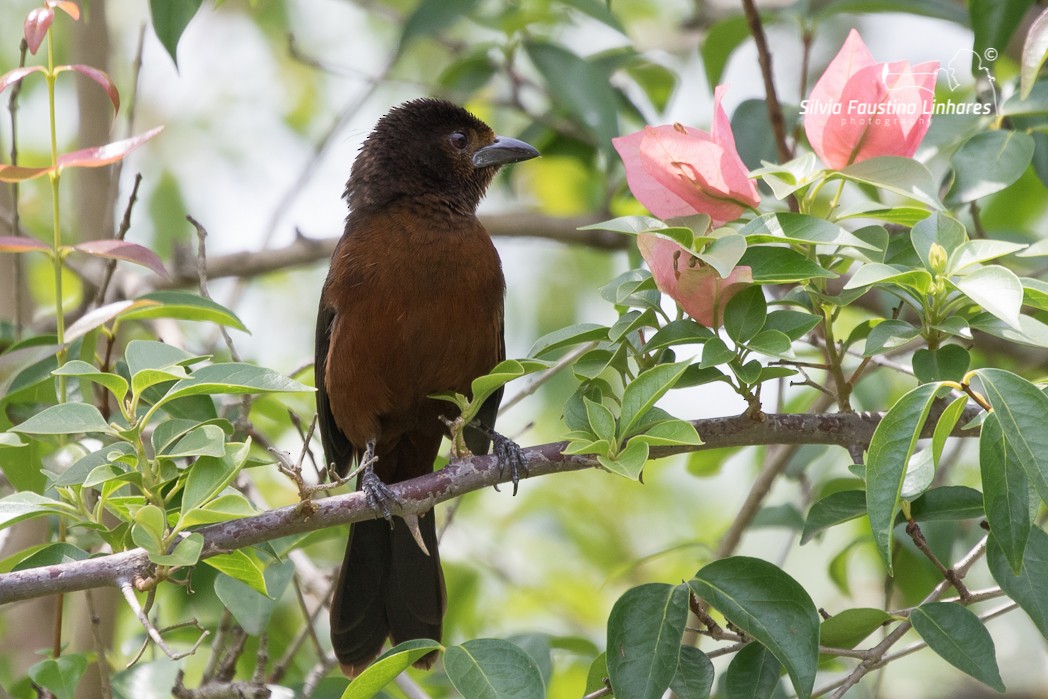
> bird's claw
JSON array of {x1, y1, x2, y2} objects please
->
[
  {"x1": 361, "y1": 467, "x2": 397, "y2": 524},
  {"x1": 491, "y1": 432, "x2": 528, "y2": 496}
]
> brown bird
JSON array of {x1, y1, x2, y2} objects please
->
[{"x1": 314, "y1": 98, "x2": 539, "y2": 676}]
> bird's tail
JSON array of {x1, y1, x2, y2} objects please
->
[{"x1": 330, "y1": 489, "x2": 445, "y2": 676}]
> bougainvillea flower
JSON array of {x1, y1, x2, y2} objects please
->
[
  {"x1": 637, "y1": 233, "x2": 753, "y2": 328},
  {"x1": 804, "y1": 29, "x2": 938, "y2": 169},
  {"x1": 613, "y1": 86, "x2": 760, "y2": 225}
]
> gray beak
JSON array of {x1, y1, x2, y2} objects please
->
[{"x1": 472, "y1": 135, "x2": 540, "y2": 168}]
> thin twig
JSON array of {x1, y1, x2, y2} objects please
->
[
  {"x1": 94, "y1": 172, "x2": 144, "y2": 306},
  {"x1": 118, "y1": 579, "x2": 210, "y2": 661},
  {"x1": 6, "y1": 38, "x2": 29, "y2": 339},
  {"x1": 85, "y1": 590, "x2": 113, "y2": 699},
  {"x1": 740, "y1": 0, "x2": 792, "y2": 166}
]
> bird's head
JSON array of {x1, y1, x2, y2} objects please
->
[{"x1": 345, "y1": 98, "x2": 539, "y2": 214}]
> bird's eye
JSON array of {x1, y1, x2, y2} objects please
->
[{"x1": 449, "y1": 131, "x2": 468, "y2": 150}]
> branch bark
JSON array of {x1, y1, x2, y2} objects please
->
[{"x1": 0, "y1": 408, "x2": 979, "y2": 605}]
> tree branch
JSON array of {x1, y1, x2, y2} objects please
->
[
  {"x1": 143, "y1": 213, "x2": 616, "y2": 291},
  {"x1": 0, "y1": 408, "x2": 979, "y2": 605}
]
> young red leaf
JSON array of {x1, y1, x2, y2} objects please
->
[
  {"x1": 0, "y1": 66, "x2": 46, "y2": 95},
  {"x1": 0, "y1": 163, "x2": 53, "y2": 183},
  {"x1": 47, "y1": 1, "x2": 81, "y2": 20},
  {"x1": 72, "y1": 240, "x2": 168, "y2": 278},
  {"x1": 56, "y1": 65, "x2": 120, "y2": 114},
  {"x1": 23, "y1": 7, "x2": 54, "y2": 54},
  {"x1": 0, "y1": 236, "x2": 52, "y2": 254},
  {"x1": 57, "y1": 125, "x2": 164, "y2": 170}
]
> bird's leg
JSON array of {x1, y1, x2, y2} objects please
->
[
  {"x1": 468, "y1": 422, "x2": 529, "y2": 496},
  {"x1": 358, "y1": 438, "x2": 396, "y2": 524}
]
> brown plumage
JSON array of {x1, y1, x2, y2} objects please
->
[{"x1": 314, "y1": 99, "x2": 538, "y2": 676}]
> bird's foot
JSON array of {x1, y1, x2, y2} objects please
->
[
  {"x1": 491, "y1": 431, "x2": 528, "y2": 496},
  {"x1": 358, "y1": 440, "x2": 396, "y2": 524}
]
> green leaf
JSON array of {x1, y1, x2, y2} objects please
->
[
  {"x1": 52, "y1": 360, "x2": 128, "y2": 400},
  {"x1": 444, "y1": 638, "x2": 545, "y2": 699},
  {"x1": 606, "y1": 583, "x2": 689, "y2": 699},
  {"x1": 948, "y1": 130, "x2": 1035, "y2": 204},
  {"x1": 949, "y1": 264, "x2": 1024, "y2": 330},
  {"x1": 645, "y1": 319, "x2": 714, "y2": 352},
  {"x1": 585, "y1": 398, "x2": 617, "y2": 444},
  {"x1": 671, "y1": 645, "x2": 714, "y2": 699},
  {"x1": 865, "y1": 382, "x2": 944, "y2": 573},
  {"x1": 740, "y1": 212, "x2": 879, "y2": 251},
  {"x1": 181, "y1": 442, "x2": 250, "y2": 514},
  {"x1": 909, "y1": 602, "x2": 1005, "y2": 692},
  {"x1": 762, "y1": 310, "x2": 821, "y2": 341},
  {"x1": 203, "y1": 549, "x2": 269, "y2": 597},
  {"x1": 975, "y1": 368, "x2": 1048, "y2": 509},
  {"x1": 149, "y1": 0, "x2": 204, "y2": 68},
  {"x1": 746, "y1": 329, "x2": 793, "y2": 358},
  {"x1": 159, "y1": 363, "x2": 312, "y2": 406},
  {"x1": 10, "y1": 543, "x2": 89, "y2": 572},
  {"x1": 150, "y1": 532, "x2": 203, "y2": 566},
  {"x1": 125, "y1": 339, "x2": 201, "y2": 376},
  {"x1": 701, "y1": 15, "x2": 751, "y2": 89},
  {"x1": 690, "y1": 557, "x2": 819, "y2": 699},
  {"x1": 578, "y1": 215, "x2": 665, "y2": 235},
  {"x1": 910, "y1": 212, "x2": 966, "y2": 270},
  {"x1": 844, "y1": 263, "x2": 931, "y2": 294},
  {"x1": 949, "y1": 239, "x2": 1027, "y2": 275},
  {"x1": 837, "y1": 156, "x2": 943, "y2": 209},
  {"x1": 969, "y1": 311, "x2": 1048, "y2": 348},
  {"x1": 618, "y1": 361, "x2": 690, "y2": 440},
  {"x1": 900, "y1": 448, "x2": 934, "y2": 501},
  {"x1": 598, "y1": 439, "x2": 649, "y2": 479},
  {"x1": 0, "y1": 492, "x2": 76, "y2": 530},
  {"x1": 120, "y1": 291, "x2": 247, "y2": 331},
  {"x1": 864, "y1": 320, "x2": 920, "y2": 356},
  {"x1": 11, "y1": 403, "x2": 114, "y2": 436},
  {"x1": 738, "y1": 247, "x2": 837, "y2": 283},
  {"x1": 970, "y1": 0, "x2": 1036, "y2": 76},
  {"x1": 214, "y1": 559, "x2": 295, "y2": 635},
  {"x1": 981, "y1": 413, "x2": 1032, "y2": 574},
  {"x1": 180, "y1": 491, "x2": 257, "y2": 527},
  {"x1": 700, "y1": 337, "x2": 735, "y2": 368},
  {"x1": 398, "y1": 0, "x2": 478, "y2": 54},
  {"x1": 630, "y1": 419, "x2": 703, "y2": 448},
  {"x1": 28, "y1": 654, "x2": 89, "y2": 699},
  {"x1": 585, "y1": 652, "x2": 610, "y2": 695},
  {"x1": 987, "y1": 526, "x2": 1048, "y2": 639},
  {"x1": 820, "y1": 608, "x2": 893, "y2": 649},
  {"x1": 343, "y1": 639, "x2": 445, "y2": 699},
  {"x1": 164, "y1": 424, "x2": 227, "y2": 459},
  {"x1": 912, "y1": 345, "x2": 970, "y2": 384},
  {"x1": 910, "y1": 486, "x2": 985, "y2": 521},
  {"x1": 525, "y1": 41, "x2": 618, "y2": 148},
  {"x1": 724, "y1": 286, "x2": 767, "y2": 344},
  {"x1": 725, "y1": 640, "x2": 782, "y2": 699},
  {"x1": 800, "y1": 490, "x2": 866, "y2": 544}
]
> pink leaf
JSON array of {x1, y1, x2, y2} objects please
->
[
  {"x1": 47, "y1": 1, "x2": 81, "y2": 20},
  {"x1": 0, "y1": 163, "x2": 53, "y2": 183},
  {"x1": 73, "y1": 240, "x2": 168, "y2": 278},
  {"x1": 66, "y1": 299, "x2": 158, "y2": 344},
  {"x1": 613, "y1": 86, "x2": 759, "y2": 225},
  {"x1": 804, "y1": 29, "x2": 937, "y2": 169},
  {"x1": 637, "y1": 233, "x2": 753, "y2": 328},
  {"x1": 0, "y1": 236, "x2": 51, "y2": 253},
  {"x1": 56, "y1": 65, "x2": 119, "y2": 114},
  {"x1": 0, "y1": 66, "x2": 46, "y2": 96},
  {"x1": 23, "y1": 7, "x2": 54, "y2": 54},
  {"x1": 57, "y1": 125, "x2": 164, "y2": 170}
]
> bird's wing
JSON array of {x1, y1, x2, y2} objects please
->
[{"x1": 315, "y1": 300, "x2": 358, "y2": 476}]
